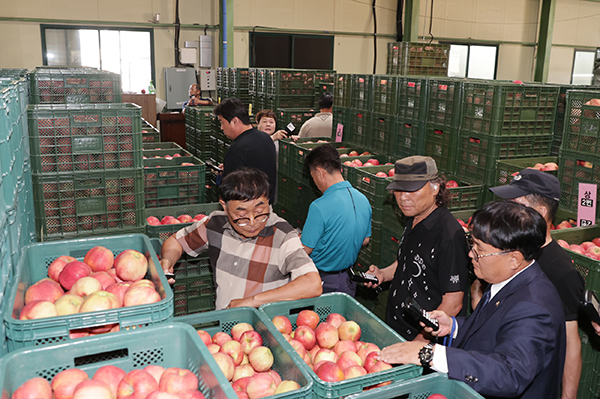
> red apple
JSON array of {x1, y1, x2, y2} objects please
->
[
  {"x1": 212, "y1": 352, "x2": 235, "y2": 381},
  {"x1": 59, "y1": 261, "x2": 92, "y2": 290},
  {"x1": 555, "y1": 221, "x2": 572, "y2": 230},
  {"x1": 340, "y1": 154, "x2": 348, "y2": 158},
  {"x1": 48, "y1": 256, "x2": 77, "y2": 282},
  {"x1": 19, "y1": 300, "x2": 57, "y2": 320},
  {"x1": 91, "y1": 272, "x2": 117, "y2": 290},
  {"x1": 364, "y1": 351, "x2": 390, "y2": 372},
  {"x1": 144, "y1": 365, "x2": 165, "y2": 385},
  {"x1": 360, "y1": 151, "x2": 371, "y2": 156},
  {"x1": 288, "y1": 339, "x2": 307, "y2": 359},
  {"x1": 275, "y1": 380, "x2": 301, "y2": 394},
  {"x1": 123, "y1": 285, "x2": 161, "y2": 307},
  {"x1": 314, "y1": 348, "x2": 338, "y2": 364},
  {"x1": 230, "y1": 322, "x2": 254, "y2": 341},
  {"x1": 343, "y1": 365, "x2": 367, "y2": 379},
  {"x1": 107, "y1": 268, "x2": 123, "y2": 283},
  {"x1": 159, "y1": 367, "x2": 199, "y2": 394},
  {"x1": 173, "y1": 153, "x2": 182, "y2": 158},
  {"x1": 248, "y1": 346, "x2": 274, "y2": 372},
  {"x1": 570, "y1": 244, "x2": 584, "y2": 254},
  {"x1": 70, "y1": 276, "x2": 103, "y2": 297},
  {"x1": 367, "y1": 159, "x2": 380, "y2": 166},
  {"x1": 93, "y1": 365, "x2": 127, "y2": 398},
  {"x1": 315, "y1": 361, "x2": 345, "y2": 382},
  {"x1": 369, "y1": 360, "x2": 393, "y2": 373},
  {"x1": 146, "y1": 392, "x2": 179, "y2": 399},
  {"x1": 333, "y1": 340, "x2": 357, "y2": 355},
  {"x1": 296, "y1": 310, "x2": 320, "y2": 330},
  {"x1": 117, "y1": 369, "x2": 159, "y2": 399},
  {"x1": 207, "y1": 344, "x2": 220, "y2": 354},
  {"x1": 84, "y1": 246, "x2": 115, "y2": 272},
  {"x1": 130, "y1": 279, "x2": 155, "y2": 289},
  {"x1": 212, "y1": 331, "x2": 233, "y2": 346},
  {"x1": 161, "y1": 216, "x2": 177, "y2": 225},
  {"x1": 196, "y1": 330, "x2": 212, "y2": 346},
  {"x1": 294, "y1": 325, "x2": 317, "y2": 350},
  {"x1": 80, "y1": 291, "x2": 120, "y2": 313},
  {"x1": 246, "y1": 373, "x2": 277, "y2": 399},
  {"x1": 581, "y1": 242, "x2": 596, "y2": 250},
  {"x1": 308, "y1": 344, "x2": 321, "y2": 362},
  {"x1": 592, "y1": 238, "x2": 600, "y2": 247},
  {"x1": 220, "y1": 340, "x2": 244, "y2": 366},
  {"x1": 106, "y1": 282, "x2": 132, "y2": 306},
  {"x1": 338, "y1": 321, "x2": 361, "y2": 341},
  {"x1": 357, "y1": 342, "x2": 380, "y2": 362},
  {"x1": 375, "y1": 172, "x2": 388, "y2": 178},
  {"x1": 325, "y1": 313, "x2": 346, "y2": 328},
  {"x1": 147, "y1": 216, "x2": 161, "y2": 226},
  {"x1": 544, "y1": 162, "x2": 558, "y2": 171},
  {"x1": 271, "y1": 315, "x2": 293, "y2": 335},
  {"x1": 348, "y1": 151, "x2": 359, "y2": 156},
  {"x1": 11, "y1": 377, "x2": 52, "y2": 399},
  {"x1": 232, "y1": 364, "x2": 255, "y2": 381},
  {"x1": 180, "y1": 163, "x2": 195, "y2": 166},
  {"x1": 176, "y1": 390, "x2": 205, "y2": 399},
  {"x1": 343, "y1": 161, "x2": 353, "y2": 166},
  {"x1": 239, "y1": 330, "x2": 263, "y2": 355},
  {"x1": 25, "y1": 278, "x2": 64, "y2": 304},
  {"x1": 388, "y1": 169, "x2": 395, "y2": 177},
  {"x1": 114, "y1": 249, "x2": 148, "y2": 281},
  {"x1": 557, "y1": 239, "x2": 570, "y2": 249},
  {"x1": 51, "y1": 368, "x2": 89, "y2": 399},
  {"x1": 363, "y1": 162, "x2": 374, "y2": 167},
  {"x1": 232, "y1": 376, "x2": 251, "y2": 392},
  {"x1": 73, "y1": 380, "x2": 113, "y2": 399},
  {"x1": 192, "y1": 214, "x2": 207, "y2": 222},
  {"x1": 446, "y1": 180, "x2": 459, "y2": 188},
  {"x1": 54, "y1": 294, "x2": 84, "y2": 316},
  {"x1": 315, "y1": 322, "x2": 339, "y2": 349},
  {"x1": 337, "y1": 351, "x2": 363, "y2": 369},
  {"x1": 265, "y1": 370, "x2": 281, "y2": 386},
  {"x1": 177, "y1": 215, "x2": 193, "y2": 223},
  {"x1": 354, "y1": 159, "x2": 363, "y2": 167}
]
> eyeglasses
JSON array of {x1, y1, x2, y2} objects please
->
[
  {"x1": 232, "y1": 212, "x2": 270, "y2": 227},
  {"x1": 468, "y1": 238, "x2": 511, "y2": 261}
]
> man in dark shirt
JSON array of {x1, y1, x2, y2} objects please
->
[
  {"x1": 366, "y1": 156, "x2": 470, "y2": 341},
  {"x1": 213, "y1": 98, "x2": 277, "y2": 204},
  {"x1": 487, "y1": 168, "x2": 585, "y2": 399}
]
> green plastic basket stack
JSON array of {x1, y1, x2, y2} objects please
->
[
  {"x1": 143, "y1": 156, "x2": 206, "y2": 208},
  {"x1": 3, "y1": 234, "x2": 173, "y2": 352},
  {"x1": 386, "y1": 42, "x2": 450, "y2": 76},
  {"x1": 259, "y1": 293, "x2": 422, "y2": 398},
  {"x1": 493, "y1": 156, "x2": 558, "y2": 187},
  {"x1": 145, "y1": 203, "x2": 222, "y2": 241},
  {"x1": 176, "y1": 306, "x2": 314, "y2": 399},
  {"x1": 141, "y1": 117, "x2": 160, "y2": 143},
  {"x1": 0, "y1": 323, "x2": 238, "y2": 399}
]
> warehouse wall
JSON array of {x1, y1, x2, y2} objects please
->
[{"x1": 0, "y1": 0, "x2": 219, "y2": 100}]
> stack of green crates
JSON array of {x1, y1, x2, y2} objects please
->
[
  {"x1": 386, "y1": 42, "x2": 450, "y2": 76},
  {"x1": 333, "y1": 73, "x2": 352, "y2": 108},
  {"x1": 141, "y1": 117, "x2": 160, "y2": 143},
  {"x1": 277, "y1": 108, "x2": 315, "y2": 131}
]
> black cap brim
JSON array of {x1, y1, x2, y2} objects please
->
[
  {"x1": 489, "y1": 184, "x2": 532, "y2": 199},
  {"x1": 386, "y1": 180, "x2": 429, "y2": 192}
]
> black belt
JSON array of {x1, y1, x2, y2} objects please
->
[{"x1": 319, "y1": 268, "x2": 349, "y2": 275}]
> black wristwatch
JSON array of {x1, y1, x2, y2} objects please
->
[{"x1": 418, "y1": 343, "x2": 434, "y2": 367}]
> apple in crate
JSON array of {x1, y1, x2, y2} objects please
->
[
  {"x1": 275, "y1": 380, "x2": 301, "y2": 394},
  {"x1": 315, "y1": 322, "x2": 339, "y2": 349},
  {"x1": 177, "y1": 390, "x2": 206, "y2": 399},
  {"x1": 123, "y1": 284, "x2": 161, "y2": 306},
  {"x1": 159, "y1": 367, "x2": 199, "y2": 394},
  {"x1": 555, "y1": 221, "x2": 572, "y2": 229},
  {"x1": 72, "y1": 380, "x2": 113, "y2": 399},
  {"x1": 51, "y1": 368, "x2": 89, "y2": 399},
  {"x1": 367, "y1": 159, "x2": 380, "y2": 166},
  {"x1": 557, "y1": 239, "x2": 570, "y2": 249},
  {"x1": 325, "y1": 313, "x2": 346, "y2": 328},
  {"x1": 48, "y1": 255, "x2": 77, "y2": 282},
  {"x1": 446, "y1": 180, "x2": 459, "y2": 188},
  {"x1": 178, "y1": 214, "x2": 194, "y2": 223},
  {"x1": 80, "y1": 291, "x2": 120, "y2": 313},
  {"x1": 360, "y1": 151, "x2": 371, "y2": 156},
  {"x1": 246, "y1": 373, "x2": 277, "y2": 399},
  {"x1": 294, "y1": 325, "x2": 317, "y2": 350},
  {"x1": 91, "y1": 271, "x2": 117, "y2": 290},
  {"x1": 315, "y1": 361, "x2": 344, "y2": 382},
  {"x1": 54, "y1": 294, "x2": 84, "y2": 316},
  {"x1": 114, "y1": 249, "x2": 148, "y2": 281},
  {"x1": 375, "y1": 172, "x2": 388, "y2": 178},
  {"x1": 233, "y1": 364, "x2": 255, "y2": 381},
  {"x1": 161, "y1": 216, "x2": 180, "y2": 225},
  {"x1": 248, "y1": 346, "x2": 274, "y2": 372},
  {"x1": 338, "y1": 321, "x2": 361, "y2": 341},
  {"x1": 11, "y1": 377, "x2": 53, "y2": 399},
  {"x1": 196, "y1": 329, "x2": 212, "y2": 346},
  {"x1": 333, "y1": 340, "x2": 356, "y2": 355},
  {"x1": 84, "y1": 246, "x2": 115, "y2": 272},
  {"x1": 106, "y1": 282, "x2": 132, "y2": 306},
  {"x1": 144, "y1": 365, "x2": 165, "y2": 385},
  {"x1": 213, "y1": 352, "x2": 235, "y2": 381},
  {"x1": 221, "y1": 340, "x2": 245, "y2": 366},
  {"x1": 337, "y1": 351, "x2": 363, "y2": 370},
  {"x1": 313, "y1": 348, "x2": 337, "y2": 364},
  {"x1": 24, "y1": 278, "x2": 64, "y2": 304},
  {"x1": 231, "y1": 322, "x2": 254, "y2": 341},
  {"x1": 388, "y1": 169, "x2": 395, "y2": 177},
  {"x1": 146, "y1": 391, "x2": 179, "y2": 399},
  {"x1": 93, "y1": 365, "x2": 127, "y2": 398},
  {"x1": 117, "y1": 369, "x2": 159, "y2": 399},
  {"x1": 181, "y1": 163, "x2": 195, "y2": 166},
  {"x1": 348, "y1": 151, "x2": 359, "y2": 156},
  {"x1": 59, "y1": 261, "x2": 92, "y2": 290},
  {"x1": 20, "y1": 300, "x2": 58, "y2": 320},
  {"x1": 213, "y1": 331, "x2": 233, "y2": 346},
  {"x1": 147, "y1": 216, "x2": 161, "y2": 226},
  {"x1": 343, "y1": 365, "x2": 367, "y2": 379},
  {"x1": 296, "y1": 309, "x2": 320, "y2": 330},
  {"x1": 271, "y1": 315, "x2": 293, "y2": 334},
  {"x1": 193, "y1": 214, "x2": 207, "y2": 222},
  {"x1": 70, "y1": 276, "x2": 102, "y2": 297}
]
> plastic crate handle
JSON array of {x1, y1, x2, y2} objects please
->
[
  {"x1": 74, "y1": 175, "x2": 105, "y2": 189},
  {"x1": 73, "y1": 347, "x2": 129, "y2": 367},
  {"x1": 71, "y1": 113, "x2": 102, "y2": 127}
]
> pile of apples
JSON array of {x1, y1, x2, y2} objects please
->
[
  {"x1": 302, "y1": 140, "x2": 329, "y2": 144},
  {"x1": 143, "y1": 153, "x2": 183, "y2": 161},
  {"x1": 558, "y1": 238, "x2": 600, "y2": 259},
  {"x1": 147, "y1": 214, "x2": 207, "y2": 226},
  {"x1": 270, "y1": 310, "x2": 393, "y2": 383},
  {"x1": 510, "y1": 162, "x2": 558, "y2": 176},
  {"x1": 551, "y1": 220, "x2": 575, "y2": 230},
  {"x1": 195, "y1": 323, "x2": 301, "y2": 399},
  {"x1": 340, "y1": 151, "x2": 371, "y2": 158},
  {"x1": 8, "y1": 364, "x2": 205, "y2": 399},
  {"x1": 19, "y1": 246, "x2": 161, "y2": 336}
]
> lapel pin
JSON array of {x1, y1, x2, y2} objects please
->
[{"x1": 495, "y1": 301, "x2": 500, "y2": 306}]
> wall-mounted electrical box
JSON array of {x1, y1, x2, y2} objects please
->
[
  {"x1": 199, "y1": 70, "x2": 216, "y2": 91},
  {"x1": 199, "y1": 35, "x2": 212, "y2": 68},
  {"x1": 164, "y1": 67, "x2": 197, "y2": 110}
]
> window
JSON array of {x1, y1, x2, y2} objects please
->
[
  {"x1": 447, "y1": 44, "x2": 498, "y2": 80},
  {"x1": 571, "y1": 50, "x2": 595, "y2": 85},
  {"x1": 250, "y1": 32, "x2": 333, "y2": 69},
  {"x1": 41, "y1": 25, "x2": 155, "y2": 93}
]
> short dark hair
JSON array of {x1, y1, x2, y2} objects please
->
[
  {"x1": 305, "y1": 143, "x2": 342, "y2": 175},
  {"x1": 318, "y1": 92, "x2": 334, "y2": 109},
  {"x1": 213, "y1": 98, "x2": 251, "y2": 125},
  {"x1": 524, "y1": 193, "x2": 559, "y2": 222},
  {"x1": 256, "y1": 109, "x2": 277, "y2": 124},
  {"x1": 471, "y1": 201, "x2": 546, "y2": 261},
  {"x1": 220, "y1": 167, "x2": 271, "y2": 203}
]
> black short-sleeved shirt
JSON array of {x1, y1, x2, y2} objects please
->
[
  {"x1": 536, "y1": 239, "x2": 585, "y2": 321},
  {"x1": 386, "y1": 206, "x2": 471, "y2": 340},
  {"x1": 223, "y1": 128, "x2": 277, "y2": 204}
]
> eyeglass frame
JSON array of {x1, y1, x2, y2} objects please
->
[
  {"x1": 467, "y1": 237, "x2": 512, "y2": 261},
  {"x1": 232, "y1": 212, "x2": 270, "y2": 227}
]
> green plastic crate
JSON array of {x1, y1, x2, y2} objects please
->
[
  {"x1": 3, "y1": 234, "x2": 174, "y2": 352},
  {"x1": 562, "y1": 90, "x2": 600, "y2": 156},
  {"x1": 259, "y1": 293, "x2": 422, "y2": 398},
  {"x1": 314, "y1": 83, "x2": 334, "y2": 108},
  {"x1": 32, "y1": 169, "x2": 145, "y2": 241},
  {"x1": 341, "y1": 155, "x2": 394, "y2": 182},
  {"x1": 265, "y1": 95, "x2": 315, "y2": 111},
  {"x1": 454, "y1": 131, "x2": 554, "y2": 186},
  {"x1": 346, "y1": 373, "x2": 483, "y2": 399},
  {"x1": 460, "y1": 81, "x2": 559, "y2": 137},
  {"x1": 0, "y1": 323, "x2": 238, "y2": 399},
  {"x1": 277, "y1": 108, "x2": 316, "y2": 131},
  {"x1": 266, "y1": 70, "x2": 316, "y2": 96},
  {"x1": 29, "y1": 67, "x2": 122, "y2": 104},
  {"x1": 332, "y1": 106, "x2": 351, "y2": 142},
  {"x1": 145, "y1": 203, "x2": 222, "y2": 241},
  {"x1": 176, "y1": 307, "x2": 314, "y2": 399},
  {"x1": 143, "y1": 141, "x2": 183, "y2": 150},
  {"x1": 0, "y1": 214, "x2": 11, "y2": 296},
  {"x1": 387, "y1": 42, "x2": 450, "y2": 76},
  {"x1": 350, "y1": 75, "x2": 372, "y2": 112},
  {"x1": 188, "y1": 106, "x2": 215, "y2": 131},
  {"x1": 423, "y1": 124, "x2": 458, "y2": 174},
  {"x1": 371, "y1": 75, "x2": 399, "y2": 116},
  {"x1": 370, "y1": 113, "x2": 397, "y2": 155},
  {"x1": 28, "y1": 103, "x2": 143, "y2": 174},
  {"x1": 426, "y1": 78, "x2": 464, "y2": 128},
  {"x1": 143, "y1": 148, "x2": 193, "y2": 159},
  {"x1": 557, "y1": 149, "x2": 600, "y2": 218},
  {"x1": 278, "y1": 173, "x2": 295, "y2": 211},
  {"x1": 348, "y1": 109, "x2": 371, "y2": 147},
  {"x1": 392, "y1": 121, "x2": 424, "y2": 159},
  {"x1": 185, "y1": 125, "x2": 197, "y2": 154},
  {"x1": 493, "y1": 156, "x2": 558, "y2": 186},
  {"x1": 142, "y1": 130, "x2": 160, "y2": 143},
  {"x1": 333, "y1": 74, "x2": 352, "y2": 108},
  {"x1": 397, "y1": 76, "x2": 428, "y2": 124},
  {"x1": 143, "y1": 157, "x2": 206, "y2": 208}
]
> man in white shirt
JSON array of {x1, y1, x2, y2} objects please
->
[
  {"x1": 377, "y1": 201, "x2": 566, "y2": 399},
  {"x1": 298, "y1": 92, "x2": 333, "y2": 138}
]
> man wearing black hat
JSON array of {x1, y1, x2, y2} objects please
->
[
  {"x1": 366, "y1": 156, "x2": 470, "y2": 341},
  {"x1": 486, "y1": 168, "x2": 584, "y2": 399}
]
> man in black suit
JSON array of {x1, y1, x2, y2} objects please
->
[{"x1": 379, "y1": 201, "x2": 566, "y2": 399}]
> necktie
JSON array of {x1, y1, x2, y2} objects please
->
[{"x1": 474, "y1": 288, "x2": 491, "y2": 323}]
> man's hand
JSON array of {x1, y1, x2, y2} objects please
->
[
  {"x1": 424, "y1": 310, "x2": 453, "y2": 337},
  {"x1": 363, "y1": 265, "x2": 383, "y2": 289},
  {"x1": 378, "y1": 341, "x2": 424, "y2": 365},
  {"x1": 226, "y1": 296, "x2": 259, "y2": 309},
  {"x1": 291, "y1": 135, "x2": 300, "y2": 141},
  {"x1": 271, "y1": 130, "x2": 288, "y2": 141},
  {"x1": 160, "y1": 258, "x2": 175, "y2": 285},
  {"x1": 593, "y1": 321, "x2": 600, "y2": 335}
]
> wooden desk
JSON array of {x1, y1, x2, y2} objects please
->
[
  {"x1": 157, "y1": 112, "x2": 186, "y2": 148},
  {"x1": 122, "y1": 93, "x2": 157, "y2": 127}
]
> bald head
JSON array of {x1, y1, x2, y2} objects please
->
[{"x1": 189, "y1": 84, "x2": 200, "y2": 97}]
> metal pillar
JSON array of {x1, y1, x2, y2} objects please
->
[
  {"x1": 534, "y1": 0, "x2": 556, "y2": 82},
  {"x1": 404, "y1": 0, "x2": 420, "y2": 42}
]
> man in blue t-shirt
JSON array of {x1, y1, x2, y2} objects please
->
[{"x1": 301, "y1": 143, "x2": 372, "y2": 296}]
